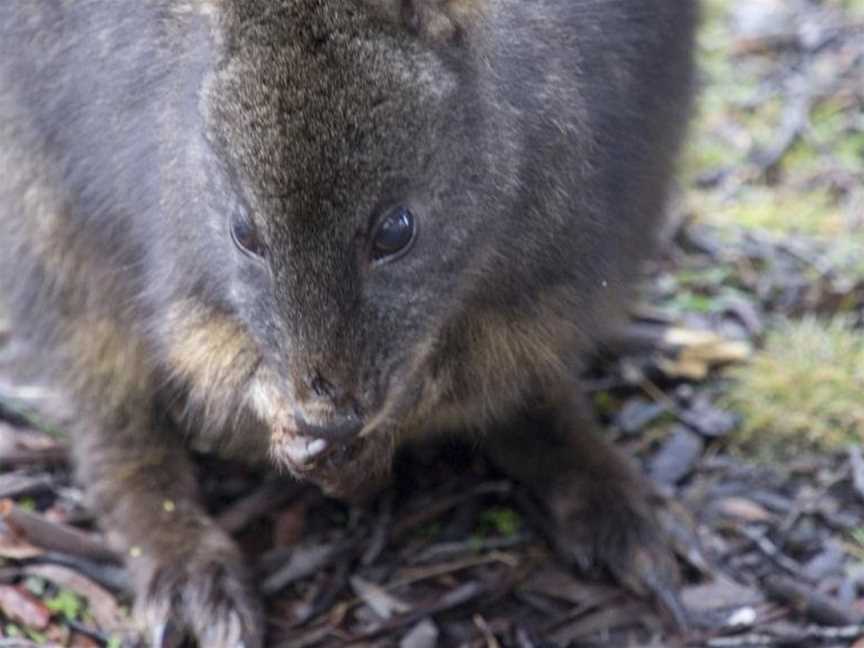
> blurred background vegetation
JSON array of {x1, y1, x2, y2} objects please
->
[{"x1": 674, "y1": 0, "x2": 864, "y2": 458}]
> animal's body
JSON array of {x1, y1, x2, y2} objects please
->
[{"x1": 0, "y1": 1, "x2": 697, "y2": 645}]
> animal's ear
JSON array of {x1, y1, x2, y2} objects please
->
[{"x1": 368, "y1": 0, "x2": 488, "y2": 43}]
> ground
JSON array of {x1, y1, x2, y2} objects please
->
[{"x1": 0, "y1": 1, "x2": 863, "y2": 646}]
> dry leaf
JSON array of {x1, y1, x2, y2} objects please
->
[
  {"x1": 350, "y1": 576, "x2": 411, "y2": 620},
  {"x1": 0, "y1": 583, "x2": 51, "y2": 630},
  {"x1": 660, "y1": 328, "x2": 752, "y2": 379},
  {"x1": 716, "y1": 497, "x2": 774, "y2": 523},
  {"x1": 24, "y1": 564, "x2": 127, "y2": 632},
  {"x1": 0, "y1": 523, "x2": 42, "y2": 560}
]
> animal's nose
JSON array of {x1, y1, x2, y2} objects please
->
[{"x1": 293, "y1": 408, "x2": 363, "y2": 441}]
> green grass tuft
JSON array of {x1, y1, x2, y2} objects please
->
[{"x1": 723, "y1": 317, "x2": 864, "y2": 457}]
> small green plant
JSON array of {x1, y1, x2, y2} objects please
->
[
  {"x1": 44, "y1": 588, "x2": 84, "y2": 622},
  {"x1": 724, "y1": 317, "x2": 864, "y2": 457},
  {"x1": 25, "y1": 628, "x2": 47, "y2": 644},
  {"x1": 478, "y1": 507, "x2": 522, "y2": 537}
]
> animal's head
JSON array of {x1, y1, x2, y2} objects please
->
[{"x1": 158, "y1": 0, "x2": 507, "y2": 493}]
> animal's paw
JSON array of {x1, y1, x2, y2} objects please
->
[
  {"x1": 132, "y1": 532, "x2": 262, "y2": 648},
  {"x1": 547, "y1": 478, "x2": 691, "y2": 629},
  {"x1": 273, "y1": 428, "x2": 392, "y2": 503}
]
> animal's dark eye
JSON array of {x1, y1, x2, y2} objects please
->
[
  {"x1": 372, "y1": 207, "x2": 416, "y2": 261},
  {"x1": 231, "y1": 213, "x2": 265, "y2": 258}
]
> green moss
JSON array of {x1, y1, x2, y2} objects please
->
[
  {"x1": 699, "y1": 187, "x2": 844, "y2": 236},
  {"x1": 782, "y1": 140, "x2": 825, "y2": 177},
  {"x1": 835, "y1": 131, "x2": 864, "y2": 171},
  {"x1": 478, "y1": 506, "x2": 522, "y2": 538},
  {"x1": 681, "y1": 134, "x2": 739, "y2": 178},
  {"x1": 671, "y1": 292, "x2": 718, "y2": 314},
  {"x1": 723, "y1": 317, "x2": 864, "y2": 457},
  {"x1": 687, "y1": 0, "x2": 863, "y2": 237},
  {"x1": 823, "y1": 239, "x2": 864, "y2": 284},
  {"x1": 683, "y1": 0, "x2": 753, "y2": 181},
  {"x1": 842, "y1": 0, "x2": 864, "y2": 17}
]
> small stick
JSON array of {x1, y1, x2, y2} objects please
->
[
  {"x1": 0, "y1": 473, "x2": 55, "y2": 500},
  {"x1": 347, "y1": 581, "x2": 488, "y2": 643},
  {"x1": 36, "y1": 552, "x2": 130, "y2": 594},
  {"x1": 391, "y1": 481, "x2": 511, "y2": 540},
  {"x1": 216, "y1": 478, "x2": 304, "y2": 534},
  {"x1": 410, "y1": 534, "x2": 529, "y2": 564},
  {"x1": 704, "y1": 623, "x2": 864, "y2": 647},
  {"x1": 0, "y1": 447, "x2": 68, "y2": 471},
  {"x1": 360, "y1": 491, "x2": 394, "y2": 566},
  {"x1": 733, "y1": 526, "x2": 807, "y2": 580},
  {"x1": 761, "y1": 574, "x2": 862, "y2": 627},
  {"x1": 473, "y1": 614, "x2": 502, "y2": 648},
  {"x1": 0, "y1": 499, "x2": 121, "y2": 564}
]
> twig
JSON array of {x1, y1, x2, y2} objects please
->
[
  {"x1": 361, "y1": 491, "x2": 394, "y2": 566},
  {"x1": 473, "y1": 614, "x2": 502, "y2": 648},
  {"x1": 260, "y1": 541, "x2": 353, "y2": 595},
  {"x1": 0, "y1": 473, "x2": 55, "y2": 500},
  {"x1": 391, "y1": 481, "x2": 512, "y2": 540},
  {"x1": 296, "y1": 560, "x2": 352, "y2": 627},
  {"x1": 761, "y1": 574, "x2": 862, "y2": 627},
  {"x1": 410, "y1": 534, "x2": 530, "y2": 564},
  {"x1": 795, "y1": 623, "x2": 864, "y2": 640},
  {"x1": 347, "y1": 581, "x2": 488, "y2": 643},
  {"x1": 704, "y1": 634, "x2": 775, "y2": 647},
  {"x1": 0, "y1": 499, "x2": 120, "y2": 564},
  {"x1": 64, "y1": 619, "x2": 117, "y2": 647},
  {"x1": 34, "y1": 552, "x2": 130, "y2": 594},
  {"x1": 0, "y1": 447, "x2": 68, "y2": 470},
  {"x1": 216, "y1": 478, "x2": 304, "y2": 534},
  {"x1": 295, "y1": 551, "x2": 521, "y2": 634},
  {"x1": 748, "y1": 90, "x2": 812, "y2": 180},
  {"x1": 777, "y1": 465, "x2": 850, "y2": 537},
  {"x1": 704, "y1": 623, "x2": 864, "y2": 647},
  {"x1": 732, "y1": 526, "x2": 808, "y2": 580}
]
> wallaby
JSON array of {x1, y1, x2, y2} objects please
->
[{"x1": 0, "y1": 1, "x2": 697, "y2": 645}]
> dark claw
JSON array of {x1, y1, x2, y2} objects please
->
[
  {"x1": 640, "y1": 565, "x2": 690, "y2": 631},
  {"x1": 151, "y1": 623, "x2": 166, "y2": 648},
  {"x1": 152, "y1": 621, "x2": 182, "y2": 648}
]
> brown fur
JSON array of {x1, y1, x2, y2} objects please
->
[
  {"x1": 365, "y1": 0, "x2": 488, "y2": 39},
  {"x1": 0, "y1": 0, "x2": 697, "y2": 644}
]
